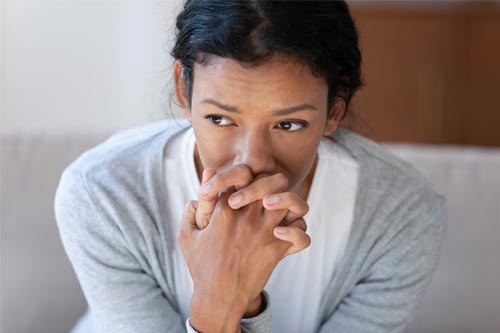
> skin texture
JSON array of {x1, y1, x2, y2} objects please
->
[{"x1": 173, "y1": 53, "x2": 345, "y2": 332}]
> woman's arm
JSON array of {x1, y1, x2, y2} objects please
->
[
  {"x1": 317, "y1": 196, "x2": 447, "y2": 332},
  {"x1": 55, "y1": 169, "x2": 185, "y2": 333}
]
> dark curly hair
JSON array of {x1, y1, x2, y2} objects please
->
[{"x1": 171, "y1": 0, "x2": 362, "y2": 120}]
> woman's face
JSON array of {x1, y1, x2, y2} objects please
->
[{"x1": 174, "y1": 54, "x2": 343, "y2": 196}]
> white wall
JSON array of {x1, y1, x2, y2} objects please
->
[
  {"x1": 1, "y1": 0, "x2": 6, "y2": 131},
  {"x1": 2, "y1": 0, "x2": 184, "y2": 135}
]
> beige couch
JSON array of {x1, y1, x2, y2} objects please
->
[{"x1": 1, "y1": 132, "x2": 499, "y2": 333}]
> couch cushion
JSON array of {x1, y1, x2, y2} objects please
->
[{"x1": 385, "y1": 143, "x2": 500, "y2": 333}]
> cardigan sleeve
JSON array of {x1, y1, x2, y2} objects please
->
[
  {"x1": 185, "y1": 290, "x2": 273, "y2": 333},
  {"x1": 318, "y1": 195, "x2": 447, "y2": 333},
  {"x1": 54, "y1": 168, "x2": 186, "y2": 333}
]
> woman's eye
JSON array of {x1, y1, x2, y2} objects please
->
[
  {"x1": 206, "y1": 115, "x2": 233, "y2": 126},
  {"x1": 277, "y1": 121, "x2": 307, "y2": 131}
]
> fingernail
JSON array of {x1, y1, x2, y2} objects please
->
[
  {"x1": 274, "y1": 227, "x2": 287, "y2": 235},
  {"x1": 264, "y1": 195, "x2": 280, "y2": 205},
  {"x1": 200, "y1": 184, "x2": 212, "y2": 196},
  {"x1": 228, "y1": 193, "x2": 242, "y2": 207}
]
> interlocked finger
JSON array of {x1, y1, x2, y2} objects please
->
[
  {"x1": 227, "y1": 173, "x2": 289, "y2": 209},
  {"x1": 273, "y1": 218, "x2": 311, "y2": 258},
  {"x1": 263, "y1": 191, "x2": 309, "y2": 222}
]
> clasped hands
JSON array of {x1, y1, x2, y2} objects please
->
[{"x1": 177, "y1": 164, "x2": 311, "y2": 333}]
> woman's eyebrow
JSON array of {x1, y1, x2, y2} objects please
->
[
  {"x1": 201, "y1": 98, "x2": 318, "y2": 115},
  {"x1": 272, "y1": 104, "x2": 318, "y2": 116},
  {"x1": 201, "y1": 99, "x2": 239, "y2": 112}
]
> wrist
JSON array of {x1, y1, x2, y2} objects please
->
[
  {"x1": 190, "y1": 292, "x2": 245, "y2": 332},
  {"x1": 243, "y1": 293, "x2": 264, "y2": 318}
]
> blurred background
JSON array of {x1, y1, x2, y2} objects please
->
[
  {"x1": 348, "y1": 0, "x2": 500, "y2": 146},
  {"x1": 1, "y1": 1, "x2": 499, "y2": 332}
]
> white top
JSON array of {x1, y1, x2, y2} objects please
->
[{"x1": 163, "y1": 126, "x2": 359, "y2": 333}]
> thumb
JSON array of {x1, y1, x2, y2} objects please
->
[{"x1": 196, "y1": 168, "x2": 217, "y2": 229}]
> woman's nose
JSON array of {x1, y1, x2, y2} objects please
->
[{"x1": 233, "y1": 132, "x2": 275, "y2": 176}]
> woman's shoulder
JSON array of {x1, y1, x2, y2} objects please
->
[
  {"x1": 332, "y1": 127, "x2": 446, "y2": 236},
  {"x1": 56, "y1": 119, "x2": 190, "y2": 222}
]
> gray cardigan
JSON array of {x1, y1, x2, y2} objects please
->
[{"x1": 55, "y1": 120, "x2": 447, "y2": 332}]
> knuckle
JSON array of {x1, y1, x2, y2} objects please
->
[
  {"x1": 298, "y1": 218, "x2": 307, "y2": 232},
  {"x1": 291, "y1": 193, "x2": 308, "y2": 212},
  {"x1": 210, "y1": 173, "x2": 224, "y2": 187},
  {"x1": 275, "y1": 173, "x2": 289, "y2": 188},
  {"x1": 294, "y1": 228, "x2": 307, "y2": 249},
  {"x1": 197, "y1": 217, "x2": 208, "y2": 229},
  {"x1": 301, "y1": 201, "x2": 310, "y2": 215},
  {"x1": 210, "y1": 172, "x2": 233, "y2": 193},
  {"x1": 304, "y1": 234, "x2": 312, "y2": 248},
  {"x1": 288, "y1": 228, "x2": 309, "y2": 249},
  {"x1": 287, "y1": 194, "x2": 308, "y2": 217},
  {"x1": 236, "y1": 164, "x2": 254, "y2": 182}
]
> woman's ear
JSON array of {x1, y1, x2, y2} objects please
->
[
  {"x1": 173, "y1": 60, "x2": 192, "y2": 122},
  {"x1": 323, "y1": 98, "x2": 346, "y2": 136}
]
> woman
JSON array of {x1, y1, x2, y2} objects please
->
[{"x1": 55, "y1": 1, "x2": 447, "y2": 332}]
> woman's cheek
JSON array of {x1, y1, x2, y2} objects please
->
[{"x1": 202, "y1": 142, "x2": 233, "y2": 170}]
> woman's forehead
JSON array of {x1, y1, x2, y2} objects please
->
[{"x1": 191, "y1": 55, "x2": 328, "y2": 106}]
